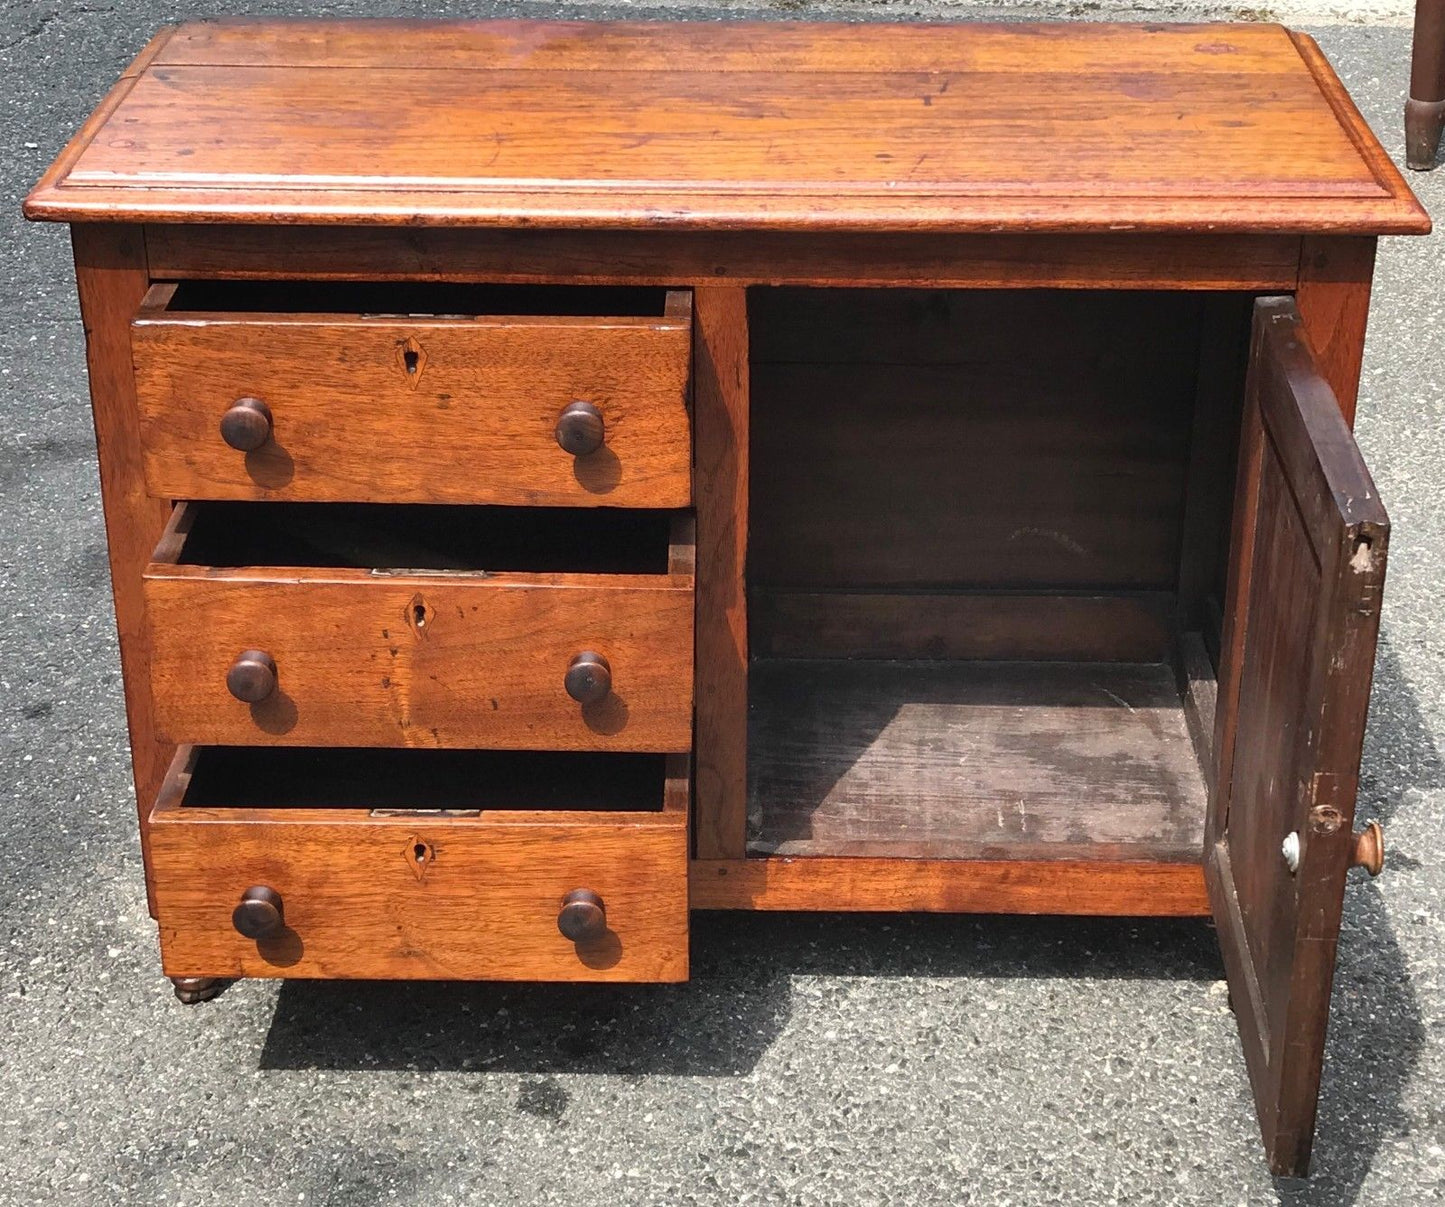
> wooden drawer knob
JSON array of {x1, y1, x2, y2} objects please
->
[
  {"x1": 220, "y1": 396, "x2": 273, "y2": 451},
  {"x1": 564, "y1": 651, "x2": 611, "y2": 705},
  {"x1": 232, "y1": 886, "x2": 284, "y2": 939},
  {"x1": 554, "y1": 401, "x2": 605, "y2": 456},
  {"x1": 1350, "y1": 820, "x2": 1384, "y2": 876},
  {"x1": 227, "y1": 649, "x2": 277, "y2": 703},
  {"x1": 558, "y1": 889, "x2": 606, "y2": 942}
]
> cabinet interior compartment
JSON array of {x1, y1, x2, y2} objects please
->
[
  {"x1": 175, "y1": 746, "x2": 674, "y2": 814},
  {"x1": 746, "y1": 287, "x2": 1255, "y2": 864},
  {"x1": 164, "y1": 500, "x2": 677, "y2": 575}
]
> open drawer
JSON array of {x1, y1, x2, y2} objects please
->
[
  {"x1": 131, "y1": 282, "x2": 693, "y2": 507},
  {"x1": 149, "y1": 746, "x2": 690, "y2": 982},
  {"x1": 143, "y1": 502, "x2": 695, "y2": 752}
]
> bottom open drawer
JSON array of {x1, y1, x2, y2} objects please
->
[{"x1": 148, "y1": 746, "x2": 689, "y2": 982}]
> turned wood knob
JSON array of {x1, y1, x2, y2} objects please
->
[
  {"x1": 558, "y1": 889, "x2": 606, "y2": 942},
  {"x1": 1350, "y1": 820, "x2": 1385, "y2": 877},
  {"x1": 554, "y1": 401, "x2": 605, "y2": 456},
  {"x1": 232, "y1": 886, "x2": 284, "y2": 939},
  {"x1": 564, "y1": 651, "x2": 611, "y2": 705},
  {"x1": 226, "y1": 649, "x2": 277, "y2": 703},
  {"x1": 220, "y1": 396, "x2": 273, "y2": 451}
]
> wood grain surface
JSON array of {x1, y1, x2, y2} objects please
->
[
  {"x1": 750, "y1": 590, "x2": 1176, "y2": 663},
  {"x1": 71, "y1": 225, "x2": 174, "y2": 917},
  {"x1": 24, "y1": 21, "x2": 1428, "y2": 233},
  {"x1": 748, "y1": 289, "x2": 1206, "y2": 594},
  {"x1": 691, "y1": 855, "x2": 1209, "y2": 915},
  {"x1": 748, "y1": 659, "x2": 1208, "y2": 862},
  {"x1": 132, "y1": 287, "x2": 692, "y2": 506},
  {"x1": 692, "y1": 286, "x2": 750, "y2": 860},
  {"x1": 144, "y1": 226, "x2": 1306, "y2": 291},
  {"x1": 1294, "y1": 235, "x2": 1376, "y2": 426},
  {"x1": 150, "y1": 746, "x2": 690, "y2": 981},
  {"x1": 1207, "y1": 296, "x2": 1389, "y2": 1176},
  {"x1": 144, "y1": 503, "x2": 695, "y2": 752}
]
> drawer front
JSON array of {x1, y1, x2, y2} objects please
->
[
  {"x1": 144, "y1": 571, "x2": 695, "y2": 752},
  {"x1": 132, "y1": 308, "x2": 693, "y2": 507},
  {"x1": 149, "y1": 750, "x2": 689, "y2": 983}
]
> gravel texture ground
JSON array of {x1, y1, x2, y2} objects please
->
[{"x1": 0, "y1": 5, "x2": 1441, "y2": 1204}]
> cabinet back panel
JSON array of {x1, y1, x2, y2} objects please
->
[{"x1": 749, "y1": 289, "x2": 1215, "y2": 593}]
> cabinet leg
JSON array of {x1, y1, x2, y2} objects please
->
[
  {"x1": 1407, "y1": 0, "x2": 1445, "y2": 168},
  {"x1": 171, "y1": 976, "x2": 224, "y2": 1004}
]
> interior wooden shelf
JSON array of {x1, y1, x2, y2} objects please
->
[{"x1": 747, "y1": 659, "x2": 1206, "y2": 863}]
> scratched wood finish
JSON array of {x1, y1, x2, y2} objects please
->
[
  {"x1": 749, "y1": 289, "x2": 1207, "y2": 593},
  {"x1": 24, "y1": 22, "x2": 1428, "y2": 234},
  {"x1": 749, "y1": 659, "x2": 1207, "y2": 861},
  {"x1": 1208, "y1": 297, "x2": 1389, "y2": 1177},
  {"x1": 144, "y1": 503, "x2": 695, "y2": 752},
  {"x1": 691, "y1": 856, "x2": 1210, "y2": 915},
  {"x1": 150, "y1": 746, "x2": 690, "y2": 981},
  {"x1": 143, "y1": 226, "x2": 1306, "y2": 291},
  {"x1": 132, "y1": 286, "x2": 692, "y2": 506}
]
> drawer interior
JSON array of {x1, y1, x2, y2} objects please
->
[
  {"x1": 173, "y1": 746, "x2": 681, "y2": 815},
  {"x1": 157, "y1": 280, "x2": 680, "y2": 318},
  {"x1": 161, "y1": 500, "x2": 682, "y2": 575}
]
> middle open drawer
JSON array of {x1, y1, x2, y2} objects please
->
[{"x1": 143, "y1": 502, "x2": 695, "y2": 752}]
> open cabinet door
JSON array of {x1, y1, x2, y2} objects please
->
[{"x1": 1209, "y1": 297, "x2": 1389, "y2": 1177}]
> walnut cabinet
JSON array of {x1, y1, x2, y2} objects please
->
[{"x1": 25, "y1": 19, "x2": 1431, "y2": 1175}]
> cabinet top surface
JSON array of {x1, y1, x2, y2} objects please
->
[{"x1": 25, "y1": 19, "x2": 1429, "y2": 235}]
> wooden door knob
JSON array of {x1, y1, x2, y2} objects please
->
[
  {"x1": 554, "y1": 401, "x2": 605, "y2": 456},
  {"x1": 1350, "y1": 820, "x2": 1384, "y2": 876},
  {"x1": 232, "y1": 886, "x2": 284, "y2": 939},
  {"x1": 227, "y1": 649, "x2": 277, "y2": 703},
  {"x1": 564, "y1": 651, "x2": 611, "y2": 704},
  {"x1": 558, "y1": 889, "x2": 606, "y2": 942},
  {"x1": 220, "y1": 396, "x2": 273, "y2": 451}
]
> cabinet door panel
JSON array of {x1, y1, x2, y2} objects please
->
[{"x1": 1209, "y1": 296, "x2": 1389, "y2": 1177}]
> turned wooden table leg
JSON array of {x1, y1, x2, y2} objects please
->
[
  {"x1": 171, "y1": 976, "x2": 224, "y2": 1004},
  {"x1": 1407, "y1": 0, "x2": 1445, "y2": 168}
]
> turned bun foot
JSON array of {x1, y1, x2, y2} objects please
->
[{"x1": 171, "y1": 976, "x2": 224, "y2": 1004}]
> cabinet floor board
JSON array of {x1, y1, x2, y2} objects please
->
[{"x1": 748, "y1": 659, "x2": 1206, "y2": 863}]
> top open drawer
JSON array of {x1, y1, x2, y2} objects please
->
[{"x1": 131, "y1": 282, "x2": 693, "y2": 507}]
